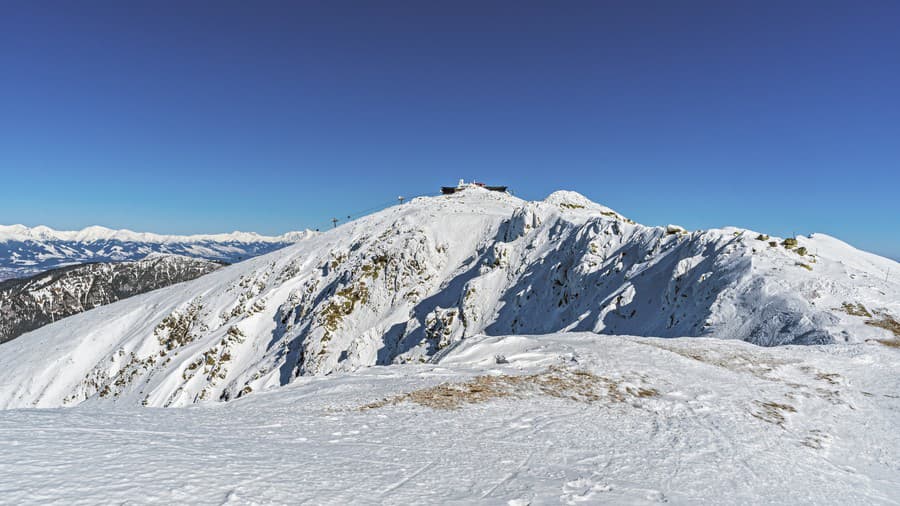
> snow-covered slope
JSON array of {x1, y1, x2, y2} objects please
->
[
  {"x1": 0, "y1": 224, "x2": 315, "y2": 280},
  {"x1": 0, "y1": 254, "x2": 223, "y2": 344},
  {"x1": 1, "y1": 333, "x2": 898, "y2": 504},
  {"x1": 0, "y1": 187, "x2": 897, "y2": 409}
]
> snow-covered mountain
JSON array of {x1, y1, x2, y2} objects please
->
[
  {"x1": 0, "y1": 187, "x2": 897, "y2": 409},
  {"x1": 0, "y1": 224, "x2": 315, "y2": 281},
  {"x1": 0, "y1": 254, "x2": 223, "y2": 344}
]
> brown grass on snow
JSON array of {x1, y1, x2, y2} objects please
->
[
  {"x1": 837, "y1": 302, "x2": 900, "y2": 347},
  {"x1": 864, "y1": 311, "x2": 900, "y2": 347},
  {"x1": 751, "y1": 400, "x2": 797, "y2": 428},
  {"x1": 360, "y1": 366, "x2": 658, "y2": 411}
]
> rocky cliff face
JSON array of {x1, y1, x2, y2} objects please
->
[{"x1": 0, "y1": 254, "x2": 223, "y2": 344}]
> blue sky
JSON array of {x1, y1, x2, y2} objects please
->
[{"x1": 1, "y1": 1, "x2": 898, "y2": 258}]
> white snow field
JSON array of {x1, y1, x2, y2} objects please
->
[
  {"x1": 0, "y1": 187, "x2": 898, "y2": 504},
  {"x1": 1, "y1": 333, "x2": 898, "y2": 504}
]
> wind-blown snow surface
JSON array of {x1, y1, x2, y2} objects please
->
[
  {"x1": 0, "y1": 224, "x2": 314, "y2": 280},
  {"x1": 0, "y1": 188, "x2": 897, "y2": 410},
  {"x1": 1, "y1": 333, "x2": 898, "y2": 504}
]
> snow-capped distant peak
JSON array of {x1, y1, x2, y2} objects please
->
[
  {"x1": 543, "y1": 190, "x2": 596, "y2": 207},
  {"x1": 0, "y1": 224, "x2": 318, "y2": 281},
  {"x1": 542, "y1": 190, "x2": 629, "y2": 220},
  {"x1": 0, "y1": 224, "x2": 313, "y2": 244},
  {"x1": 279, "y1": 230, "x2": 319, "y2": 242}
]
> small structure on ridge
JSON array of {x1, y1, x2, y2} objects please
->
[{"x1": 441, "y1": 179, "x2": 509, "y2": 195}]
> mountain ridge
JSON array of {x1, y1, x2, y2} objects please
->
[
  {"x1": 0, "y1": 187, "x2": 896, "y2": 409},
  {"x1": 0, "y1": 224, "x2": 313, "y2": 244}
]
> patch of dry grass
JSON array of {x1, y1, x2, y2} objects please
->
[
  {"x1": 836, "y1": 303, "x2": 900, "y2": 346},
  {"x1": 837, "y1": 302, "x2": 872, "y2": 318},
  {"x1": 360, "y1": 366, "x2": 658, "y2": 410},
  {"x1": 752, "y1": 400, "x2": 796, "y2": 428},
  {"x1": 801, "y1": 429, "x2": 830, "y2": 450},
  {"x1": 814, "y1": 372, "x2": 841, "y2": 385},
  {"x1": 642, "y1": 342, "x2": 795, "y2": 382},
  {"x1": 866, "y1": 314, "x2": 900, "y2": 338},
  {"x1": 873, "y1": 338, "x2": 900, "y2": 349},
  {"x1": 645, "y1": 342, "x2": 849, "y2": 408}
]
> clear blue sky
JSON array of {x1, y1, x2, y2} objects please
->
[{"x1": 1, "y1": 1, "x2": 898, "y2": 258}]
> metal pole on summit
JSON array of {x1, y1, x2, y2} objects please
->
[
  {"x1": 331, "y1": 218, "x2": 339, "y2": 228},
  {"x1": 398, "y1": 196, "x2": 405, "y2": 205}
]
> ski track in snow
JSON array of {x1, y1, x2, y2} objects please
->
[{"x1": 1, "y1": 333, "x2": 898, "y2": 505}]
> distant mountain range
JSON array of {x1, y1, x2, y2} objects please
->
[
  {"x1": 0, "y1": 224, "x2": 315, "y2": 281},
  {"x1": 0, "y1": 254, "x2": 224, "y2": 344}
]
